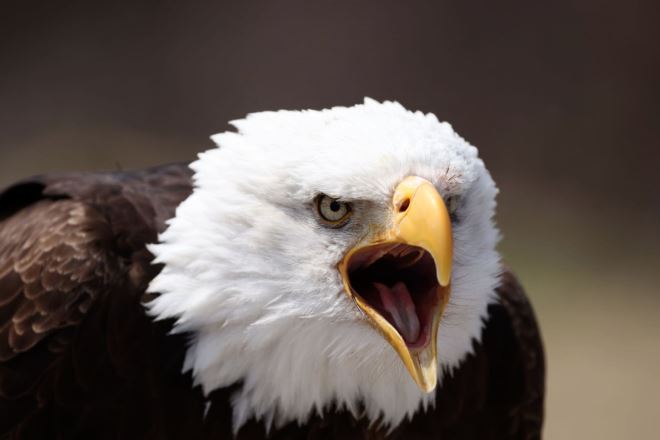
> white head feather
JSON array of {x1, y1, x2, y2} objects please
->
[{"x1": 147, "y1": 98, "x2": 501, "y2": 432}]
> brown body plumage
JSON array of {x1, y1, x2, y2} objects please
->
[{"x1": 0, "y1": 164, "x2": 544, "y2": 439}]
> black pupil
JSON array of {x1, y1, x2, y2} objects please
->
[{"x1": 329, "y1": 201, "x2": 341, "y2": 212}]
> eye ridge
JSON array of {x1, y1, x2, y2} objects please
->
[{"x1": 315, "y1": 194, "x2": 352, "y2": 228}]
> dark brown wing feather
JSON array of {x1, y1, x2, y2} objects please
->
[
  {"x1": 0, "y1": 200, "x2": 114, "y2": 363},
  {"x1": 493, "y1": 269, "x2": 545, "y2": 437},
  {"x1": 0, "y1": 164, "x2": 204, "y2": 438},
  {"x1": 0, "y1": 163, "x2": 544, "y2": 439}
]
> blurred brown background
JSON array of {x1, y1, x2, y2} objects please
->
[{"x1": 1, "y1": 0, "x2": 659, "y2": 437}]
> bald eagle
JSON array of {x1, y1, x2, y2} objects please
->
[{"x1": 0, "y1": 100, "x2": 544, "y2": 439}]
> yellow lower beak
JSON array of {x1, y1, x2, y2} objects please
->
[{"x1": 338, "y1": 176, "x2": 452, "y2": 392}]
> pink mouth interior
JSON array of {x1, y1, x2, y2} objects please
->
[{"x1": 346, "y1": 243, "x2": 441, "y2": 349}]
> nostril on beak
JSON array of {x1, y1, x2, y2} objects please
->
[{"x1": 398, "y1": 198, "x2": 410, "y2": 213}]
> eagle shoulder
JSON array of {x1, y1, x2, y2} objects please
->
[
  {"x1": 0, "y1": 164, "x2": 196, "y2": 437},
  {"x1": 0, "y1": 198, "x2": 116, "y2": 363},
  {"x1": 490, "y1": 268, "x2": 545, "y2": 438},
  {"x1": 0, "y1": 163, "x2": 193, "y2": 364}
]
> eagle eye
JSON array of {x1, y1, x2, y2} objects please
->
[{"x1": 315, "y1": 195, "x2": 352, "y2": 227}]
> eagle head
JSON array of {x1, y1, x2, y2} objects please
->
[{"x1": 147, "y1": 98, "x2": 501, "y2": 430}]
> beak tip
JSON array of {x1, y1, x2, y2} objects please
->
[
  {"x1": 412, "y1": 353, "x2": 439, "y2": 394},
  {"x1": 419, "y1": 380, "x2": 437, "y2": 394},
  {"x1": 439, "y1": 272, "x2": 451, "y2": 287}
]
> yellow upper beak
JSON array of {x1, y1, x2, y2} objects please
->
[{"x1": 338, "y1": 176, "x2": 452, "y2": 392}]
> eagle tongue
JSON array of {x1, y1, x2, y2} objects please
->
[{"x1": 372, "y1": 282, "x2": 420, "y2": 344}]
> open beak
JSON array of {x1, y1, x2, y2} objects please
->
[{"x1": 338, "y1": 176, "x2": 452, "y2": 393}]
